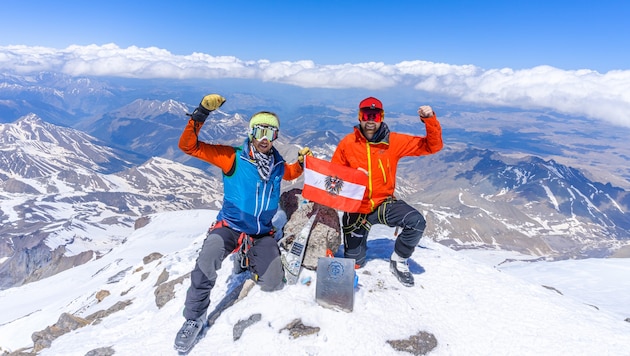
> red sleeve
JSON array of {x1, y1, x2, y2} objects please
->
[
  {"x1": 421, "y1": 115, "x2": 444, "y2": 154},
  {"x1": 283, "y1": 161, "x2": 304, "y2": 180},
  {"x1": 178, "y1": 119, "x2": 236, "y2": 174},
  {"x1": 394, "y1": 115, "x2": 444, "y2": 157}
]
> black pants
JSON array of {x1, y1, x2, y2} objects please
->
[
  {"x1": 342, "y1": 199, "x2": 426, "y2": 267},
  {"x1": 183, "y1": 226, "x2": 284, "y2": 320}
]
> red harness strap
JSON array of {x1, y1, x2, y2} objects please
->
[
  {"x1": 210, "y1": 220, "x2": 253, "y2": 269},
  {"x1": 210, "y1": 220, "x2": 277, "y2": 271},
  {"x1": 210, "y1": 220, "x2": 251, "y2": 254}
]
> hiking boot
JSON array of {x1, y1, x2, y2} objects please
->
[
  {"x1": 390, "y1": 252, "x2": 414, "y2": 287},
  {"x1": 174, "y1": 317, "x2": 205, "y2": 353}
]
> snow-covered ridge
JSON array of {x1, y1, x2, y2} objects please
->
[
  {"x1": 0, "y1": 117, "x2": 223, "y2": 289},
  {"x1": 109, "y1": 99, "x2": 189, "y2": 118}
]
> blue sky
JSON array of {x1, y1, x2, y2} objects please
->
[
  {"x1": 1, "y1": 0, "x2": 630, "y2": 128},
  {"x1": 1, "y1": 0, "x2": 629, "y2": 72}
]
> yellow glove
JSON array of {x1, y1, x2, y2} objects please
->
[
  {"x1": 298, "y1": 147, "x2": 313, "y2": 163},
  {"x1": 190, "y1": 94, "x2": 226, "y2": 122},
  {"x1": 201, "y1": 94, "x2": 226, "y2": 111}
]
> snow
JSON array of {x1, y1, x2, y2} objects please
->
[
  {"x1": 1, "y1": 209, "x2": 629, "y2": 355},
  {"x1": 541, "y1": 184, "x2": 559, "y2": 211},
  {"x1": 462, "y1": 249, "x2": 630, "y2": 319}
]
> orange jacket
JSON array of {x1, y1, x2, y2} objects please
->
[
  {"x1": 331, "y1": 115, "x2": 443, "y2": 213},
  {"x1": 178, "y1": 119, "x2": 303, "y2": 179}
]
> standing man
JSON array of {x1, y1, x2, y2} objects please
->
[
  {"x1": 174, "y1": 94, "x2": 312, "y2": 352},
  {"x1": 331, "y1": 97, "x2": 443, "y2": 287}
]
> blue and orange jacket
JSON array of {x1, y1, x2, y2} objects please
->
[
  {"x1": 331, "y1": 115, "x2": 443, "y2": 213},
  {"x1": 178, "y1": 119, "x2": 303, "y2": 235}
]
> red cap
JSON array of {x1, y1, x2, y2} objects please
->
[{"x1": 359, "y1": 97, "x2": 383, "y2": 110}]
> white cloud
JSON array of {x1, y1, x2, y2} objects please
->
[{"x1": 1, "y1": 44, "x2": 629, "y2": 127}]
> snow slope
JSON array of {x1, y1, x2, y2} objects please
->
[{"x1": 1, "y1": 210, "x2": 629, "y2": 355}]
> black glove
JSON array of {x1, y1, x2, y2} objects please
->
[{"x1": 190, "y1": 105, "x2": 210, "y2": 122}]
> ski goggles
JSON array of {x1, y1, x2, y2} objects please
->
[
  {"x1": 359, "y1": 108, "x2": 383, "y2": 122},
  {"x1": 251, "y1": 125, "x2": 279, "y2": 142}
]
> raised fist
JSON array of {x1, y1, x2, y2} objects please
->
[
  {"x1": 298, "y1": 147, "x2": 313, "y2": 164},
  {"x1": 418, "y1": 105, "x2": 434, "y2": 118},
  {"x1": 190, "y1": 94, "x2": 226, "y2": 122},
  {"x1": 200, "y1": 94, "x2": 226, "y2": 112}
]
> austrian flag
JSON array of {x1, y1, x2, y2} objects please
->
[{"x1": 302, "y1": 156, "x2": 368, "y2": 212}]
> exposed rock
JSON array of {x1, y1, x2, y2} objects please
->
[
  {"x1": 141, "y1": 272, "x2": 150, "y2": 281},
  {"x1": 154, "y1": 272, "x2": 190, "y2": 309},
  {"x1": 24, "y1": 246, "x2": 94, "y2": 284},
  {"x1": 31, "y1": 313, "x2": 90, "y2": 352},
  {"x1": 610, "y1": 244, "x2": 630, "y2": 258},
  {"x1": 142, "y1": 252, "x2": 163, "y2": 265},
  {"x1": 154, "y1": 268, "x2": 169, "y2": 286},
  {"x1": 303, "y1": 205, "x2": 341, "y2": 269},
  {"x1": 279, "y1": 188, "x2": 303, "y2": 219},
  {"x1": 542, "y1": 285, "x2": 563, "y2": 295},
  {"x1": 280, "y1": 189, "x2": 341, "y2": 270},
  {"x1": 387, "y1": 330, "x2": 438, "y2": 355},
  {"x1": 134, "y1": 216, "x2": 151, "y2": 230},
  {"x1": 2, "y1": 178, "x2": 39, "y2": 194},
  {"x1": 2, "y1": 347, "x2": 34, "y2": 355},
  {"x1": 106, "y1": 266, "x2": 132, "y2": 284},
  {"x1": 279, "y1": 318, "x2": 320, "y2": 339},
  {"x1": 85, "y1": 300, "x2": 133, "y2": 325},
  {"x1": 95, "y1": 289, "x2": 110, "y2": 302},
  {"x1": 85, "y1": 346, "x2": 116, "y2": 356},
  {"x1": 585, "y1": 303, "x2": 600, "y2": 310},
  {"x1": 25, "y1": 300, "x2": 133, "y2": 353},
  {"x1": 233, "y1": 313, "x2": 262, "y2": 341}
]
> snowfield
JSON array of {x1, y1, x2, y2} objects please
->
[{"x1": 1, "y1": 209, "x2": 629, "y2": 355}]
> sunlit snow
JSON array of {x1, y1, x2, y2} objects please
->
[{"x1": 0, "y1": 209, "x2": 629, "y2": 355}]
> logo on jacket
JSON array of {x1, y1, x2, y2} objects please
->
[{"x1": 324, "y1": 176, "x2": 344, "y2": 195}]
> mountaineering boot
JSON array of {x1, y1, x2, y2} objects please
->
[
  {"x1": 390, "y1": 251, "x2": 414, "y2": 287},
  {"x1": 174, "y1": 317, "x2": 205, "y2": 353}
]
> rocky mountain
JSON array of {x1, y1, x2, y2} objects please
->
[
  {"x1": 84, "y1": 98, "x2": 252, "y2": 166},
  {"x1": 396, "y1": 146, "x2": 630, "y2": 258},
  {"x1": 0, "y1": 115, "x2": 224, "y2": 289},
  {"x1": 0, "y1": 72, "x2": 122, "y2": 127},
  {"x1": 0, "y1": 114, "x2": 132, "y2": 175}
]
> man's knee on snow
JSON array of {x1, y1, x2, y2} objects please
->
[
  {"x1": 197, "y1": 234, "x2": 225, "y2": 280},
  {"x1": 256, "y1": 256, "x2": 285, "y2": 292}
]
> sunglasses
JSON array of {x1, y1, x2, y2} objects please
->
[
  {"x1": 251, "y1": 125, "x2": 279, "y2": 142},
  {"x1": 359, "y1": 108, "x2": 383, "y2": 123}
]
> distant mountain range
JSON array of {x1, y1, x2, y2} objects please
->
[{"x1": 1, "y1": 71, "x2": 629, "y2": 290}]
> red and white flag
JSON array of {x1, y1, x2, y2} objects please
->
[{"x1": 302, "y1": 156, "x2": 368, "y2": 212}]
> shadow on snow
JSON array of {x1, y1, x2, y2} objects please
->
[{"x1": 334, "y1": 238, "x2": 426, "y2": 275}]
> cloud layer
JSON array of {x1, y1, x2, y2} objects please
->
[{"x1": 2, "y1": 44, "x2": 629, "y2": 127}]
